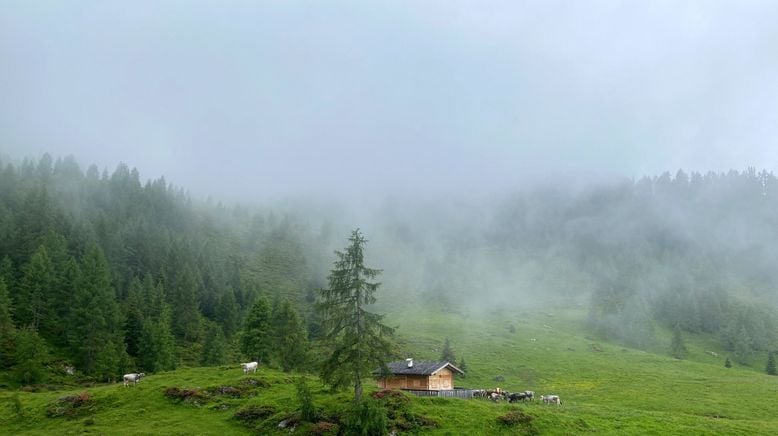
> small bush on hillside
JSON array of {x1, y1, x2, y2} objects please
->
[
  {"x1": 46, "y1": 392, "x2": 95, "y2": 418},
  {"x1": 163, "y1": 387, "x2": 208, "y2": 405},
  {"x1": 241, "y1": 377, "x2": 271, "y2": 388},
  {"x1": 342, "y1": 399, "x2": 388, "y2": 436},
  {"x1": 309, "y1": 421, "x2": 339, "y2": 435},
  {"x1": 297, "y1": 377, "x2": 318, "y2": 422},
  {"x1": 497, "y1": 409, "x2": 537, "y2": 435},
  {"x1": 234, "y1": 405, "x2": 276, "y2": 424}
]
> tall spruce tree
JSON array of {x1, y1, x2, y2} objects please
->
[
  {"x1": 68, "y1": 245, "x2": 126, "y2": 379},
  {"x1": 13, "y1": 327, "x2": 48, "y2": 385},
  {"x1": 241, "y1": 296, "x2": 273, "y2": 364},
  {"x1": 670, "y1": 325, "x2": 688, "y2": 360},
  {"x1": 274, "y1": 299, "x2": 308, "y2": 372},
  {"x1": 16, "y1": 245, "x2": 55, "y2": 331},
  {"x1": 0, "y1": 279, "x2": 16, "y2": 368},
  {"x1": 440, "y1": 337, "x2": 456, "y2": 364},
  {"x1": 317, "y1": 229, "x2": 394, "y2": 403},
  {"x1": 767, "y1": 352, "x2": 777, "y2": 376}
]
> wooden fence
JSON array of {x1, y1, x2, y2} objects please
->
[{"x1": 401, "y1": 388, "x2": 479, "y2": 399}]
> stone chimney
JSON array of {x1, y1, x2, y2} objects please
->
[{"x1": 406, "y1": 358, "x2": 413, "y2": 368}]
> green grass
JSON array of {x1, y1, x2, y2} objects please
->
[{"x1": 3, "y1": 305, "x2": 778, "y2": 434}]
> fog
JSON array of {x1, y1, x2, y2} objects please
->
[{"x1": 3, "y1": 1, "x2": 778, "y2": 202}]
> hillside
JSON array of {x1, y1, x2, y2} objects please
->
[{"x1": 3, "y1": 306, "x2": 778, "y2": 435}]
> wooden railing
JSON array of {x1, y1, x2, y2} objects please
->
[{"x1": 401, "y1": 388, "x2": 478, "y2": 399}]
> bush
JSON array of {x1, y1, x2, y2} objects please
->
[
  {"x1": 497, "y1": 409, "x2": 537, "y2": 434},
  {"x1": 163, "y1": 387, "x2": 208, "y2": 404},
  {"x1": 297, "y1": 377, "x2": 317, "y2": 422},
  {"x1": 342, "y1": 399, "x2": 388, "y2": 436},
  {"x1": 234, "y1": 405, "x2": 276, "y2": 424},
  {"x1": 46, "y1": 392, "x2": 95, "y2": 418},
  {"x1": 309, "y1": 421, "x2": 339, "y2": 435}
]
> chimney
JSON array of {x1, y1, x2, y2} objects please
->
[{"x1": 406, "y1": 358, "x2": 413, "y2": 368}]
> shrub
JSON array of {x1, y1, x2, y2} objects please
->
[
  {"x1": 163, "y1": 387, "x2": 208, "y2": 404},
  {"x1": 497, "y1": 409, "x2": 537, "y2": 434},
  {"x1": 342, "y1": 399, "x2": 388, "y2": 436},
  {"x1": 309, "y1": 421, "x2": 339, "y2": 435},
  {"x1": 297, "y1": 377, "x2": 318, "y2": 422},
  {"x1": 234, "y1": 405, "x2": 276, "y2": 424},
  {"x1": 46, "y1": 392, "x2": 95, "y2": 418}
]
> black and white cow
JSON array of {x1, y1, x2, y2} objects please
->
[{"x1": 541, "y1": 394, "x2": 561, "y2": 405}]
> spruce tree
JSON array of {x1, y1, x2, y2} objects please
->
[
  {"x1": 767, "y1": 352, "x2": 777, "y2": 376},
  {"x1": 216, "y1": 288, "x2": 240, "y2": 338},
  {"x1": 68, "y1": 245, "x2": 126, "y2": 378},
  {"x1": 16, "y1": 245, "x2": 54, "y2": 331},
  {"x1": 274, "y1": 299, "x2": 308, "y2": 372},
  {"x1": 458, "y1": 356, "x2": 468, "y2": 377},
  {"x1": 724, "y1": 357, "x2": 732, "y2": 368},
  {"x1": 317, "y1": 229, "x2": 394, "y2": 403},
  {"x1": 201, "y1": 322, "x2": 227, "y2": 366},
  {"x1": 241, "y1": 296, "x2": 273, "y2": 364},
  {"x1": 0, "y1": 279, "x2": 16, "y2": 368},
  {"x1": 670, "y1": 325, "x2": 688, "y2": 359},
  {"x1": 13, "y1": 327, "x2": 48, "y2": 385},
  {"x1": 296, "y1": 377, "x2": 317, "y2": 422},
  {"x1": 440, "y1": 337, "x2": 456, "y2": 364}
]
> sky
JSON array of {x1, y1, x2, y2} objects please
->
[{"x1": 2, "y1": 1, "x2": 778, "y2": 201}]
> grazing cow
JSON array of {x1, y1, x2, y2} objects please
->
[
  {"x1": 489, "y1": 392, "x2": 502, "y2": 402},
  {"x1": 522, "y1": 390, "x2": 535, "y2": 401},
  {"x1": 541, "y1": 395, "x2": 561, "y2": 405},
  {"x1": 473, "y1": 389, "x2": 487, "y2": 399},
  {"x1": 508, "y1": 392, "x2": 529, "y2": 403},
  {"x1": 123, "y1": 373, "x2": 145, "y2": 387},
  {"x1": 241, "y1": 361, "x2": 258, "y2": 374}
]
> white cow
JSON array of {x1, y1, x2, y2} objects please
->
[
  {"x1": 241, "y1": 361, "x2": 258, "y2": 374},
  {"x1": 123, "y1": 372, "x2": 145, "y2": 387},
  {"x1": 541, "y1": 394, "x2": 561, "y2": 405}
]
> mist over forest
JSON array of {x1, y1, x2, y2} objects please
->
[{"x1": 2, "y1": 153, "x2": 777, "y2": 383}]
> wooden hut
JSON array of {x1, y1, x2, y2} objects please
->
[{"x1": 374, "y1": 358, "x2": 464, "y2": 390}]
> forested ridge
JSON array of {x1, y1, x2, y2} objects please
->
[
  {"x1": 2, "y1": 154, "x2": 778, "y2": 387},
  {"x1": 0, "y1": 154, "x2": 327, "y2": 385}
]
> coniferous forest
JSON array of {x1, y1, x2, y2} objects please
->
[{"x1": 2, "y1": 154, "x2": 778, "y2": 386}]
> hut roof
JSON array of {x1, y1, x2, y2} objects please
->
[{"x1": 375, "y1": 360, "x2": 464, "y2": 376}]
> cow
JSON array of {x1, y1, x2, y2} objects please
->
[
  {"x1": 522, "y1": 390, "x2": 535, "y2": 401},
  {"x1": 507, "y1": 392, "x2": 529, "y2": 403},
  {"x1": 123, "y1": 373, "x2": 145, "y2": 387},
  {"x1": 541, "y1": 394, "x2": 561, "y2": 405},
  {"x1": 241, "y1": 361, "x2": 258, "y2": 374}
]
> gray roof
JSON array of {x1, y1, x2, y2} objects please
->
[{"x1": 375, "y1": 360, "x2": 464, "y2": 376}]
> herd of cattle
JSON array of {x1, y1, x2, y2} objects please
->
[{"x1": 473, "y1": 388, "x2": 561, "y2": 405}]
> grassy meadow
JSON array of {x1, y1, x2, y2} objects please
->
[{"x1": 3, "y1": 304, "x2": 778, "y2": 435}]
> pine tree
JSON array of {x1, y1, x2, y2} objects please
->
[
  {"x1": 16, "y1": 245, "x2": 55, "y2": 331},
  {"x1": 13, "y1": 327, "x2": 48, "y2": 385},
  {"x1": 440, "y1": 337, "x2": 456, "y2": 364},
  {"x1": 767, "y1": 352, "x2": 777, "y2": 376},
  {"x1": 317, "y1": 229, "x2": 394, "y2": 403},
  {"x1": 68, "y1": 245, "x2": 126, "y2": 378},
  {"x1": 241, "y1": 296, "x2": 273, "y2": 364},
  {"x1": 0, "y1": 279, "x2": 16, "y2": 368},
  {"x1": 216, "y1": 288, "x2": 240, "y2": 338},
  {"x1": 172, "y1": 264, "x2": 201, "y2": 342},
  {"x1": 670, "y1": 325, "x2": 688, "y2": 359},
  {"x1": 274, "y1": 299, "x2": 308, "y2": 372},
  {"x1": 201, "y1": 322, "x2": 227, "y2": 366},
  {"x1": 724, "y1": 357, "x2": 732, "y2": 368},
  {"x1": 458, "y1": 356, "x2": 468, "y2": 377}
]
